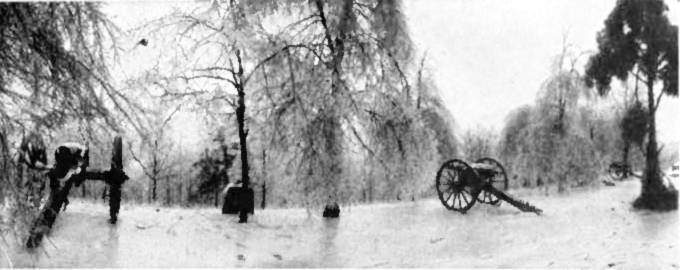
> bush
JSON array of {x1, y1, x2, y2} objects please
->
[
  {"x1": 460, "y1": 126, "x2": 497, "y2": 161},
  {"x1": 498, "y1": 104, "x2": 615, "y2": 193}
]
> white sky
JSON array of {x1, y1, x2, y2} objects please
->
[
  {"x1": 402, "y1": 0, "x2": 679, "y2": 143},
  {"x1": 104, "y1": 0, "x2": 679, "y2": 145}
]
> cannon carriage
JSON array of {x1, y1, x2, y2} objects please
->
[
  {"x1": 20, "y1": 136, "x2": 129, "y2": 248},
  {"x1": 435, "y1": 157, "x2": 542, "y2": 214}
]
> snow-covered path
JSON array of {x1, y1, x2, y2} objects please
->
[{"x1": 4, "y1": 180, "x2": 679, "y2": 268}]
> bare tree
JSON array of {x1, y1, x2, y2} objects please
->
[
  {"x1": 132, "y1": 0, "x2": 452, "y2": 215},
  {"x1": 128, "y1": 105, "x2": 181, "y2": 202},
  {"x1": 460, "y1": 126, "x2": 497, "y2": 161}
]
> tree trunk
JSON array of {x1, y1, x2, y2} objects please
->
[
  {"x1": 152, "y1": 140, "x2": 159, "y2": 202},
  {"x1": 261, "y1": 182, "x2": 266, "y2": 209},
  {"x1": 152, "y1": 177, "x2": 157, "y2": 202},
  {"x1": 633, "y1": 78, "x2": 678, "y2": 210},
  {"x1": 314, "y1": 0, "x2": 353, "y2": 218},
  {"x1": 177, "y1": 182, "x2": 182, "y2": 206},
  {"x1": 622, "y1": 142, "x2": 630, "y2": 177},
  {"x1": 322, "y1": 113, "x2": 342, "y2": 217},
  {"x1": 165, "y1": 177, "x2": 171, "y2": 205},
  {"x1": 557, "y1": 176, "x2": 565, "y2": 193},
  {"x1": 234, "y1": 50, "x2": 251, "y2": 223},
  {"x1": 214, "y1": 184, "x2": 219, "y2": 208},
  {"x1": 261, "y1": 149, "x2": 266, "y2": 209}
]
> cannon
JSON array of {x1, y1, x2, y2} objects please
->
[
  {"x1": 24, "y1": 136, "x2": 128, "y2": 248},
  {"x1": 435, "y1": 157, "x2": 542, "y2": 215},
  {"x1": 607, "y1": 161, "x2": 643, "y2": 181}
]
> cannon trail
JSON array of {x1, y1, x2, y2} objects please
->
[{"x1": 486, "y1": 187, "x2": 543, "y2": 215}]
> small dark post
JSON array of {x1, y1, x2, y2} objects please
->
[
  {"x1": 322, "y1": 195, "x2": 340, "y2": 218},
  {"x1": 322, "y1": 203, "x2": 340, "y2": 218},
  {"x1": 108, "y1": 136, "x2": 127, "y2": 224}
]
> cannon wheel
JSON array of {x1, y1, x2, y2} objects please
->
[
  {"x1": 608, "y1": 162, "x2": 626, "y2": 180},
  {"x1": 475, "y1": 157, "x2": 508, "y2": 205},
  {"x1": 435, "y1": 159, "x2": 477, "y2": 213}
]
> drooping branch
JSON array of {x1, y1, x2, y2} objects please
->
[
  {"x1": 243, "y1": 44, "x2": 326, "y2": 85},
  {"x1": 313, "y1": 0, "x2": 336, "y2": 55},
  {"x1": 345, "y1": 116, "x2": 392, "y2": 174}
]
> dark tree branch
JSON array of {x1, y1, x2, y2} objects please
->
[{"x1": 313, "y1": 0, "x2": 336, "y2": 54}]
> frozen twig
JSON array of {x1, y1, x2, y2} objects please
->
[
  {"x1": 44, "y1": 235, "x2": 58, "y2": 250},
  {"x1": 0, "y1": 244, "x2": 13, "y2": 268}
]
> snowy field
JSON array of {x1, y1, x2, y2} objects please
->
[{"x1": 3, "y1": 179, "x2": 678, "y2": 268}]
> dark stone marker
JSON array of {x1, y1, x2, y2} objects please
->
[
  {"x1": 322, "y1": 202, "x2": 340, "y2": 218},
  {"x1": 222, "y1": 187, "x2": 254, "y2": 215}
]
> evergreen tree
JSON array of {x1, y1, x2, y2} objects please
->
[{"x1": 585, "y1": 0, "x2": 678, "y2": 210}]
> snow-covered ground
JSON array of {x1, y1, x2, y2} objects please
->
[{"x1": 3, "y1": 180, "x2": 678, "y2": 268}]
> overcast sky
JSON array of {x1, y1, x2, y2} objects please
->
[
  {"x1": 403, "y1": 0, "x2": 678, "y2": 143},
  {"x1": 105, "y1": 0, "x2": 678, "y2": 144}
]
